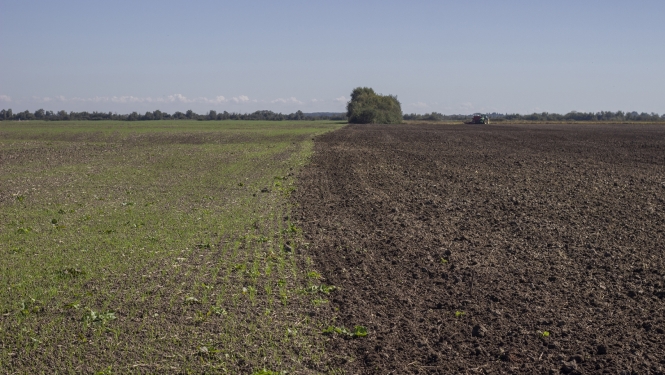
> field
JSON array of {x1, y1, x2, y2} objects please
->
[
  {"x1": 3, "y1": 121, "x2": 665, "y2": 375},
  {"x1": 294, "y1": 123, "x2": 665, "y2": 374},
  {"x1": 0, "y1": 120, "x2": 343, "y2": 374}
]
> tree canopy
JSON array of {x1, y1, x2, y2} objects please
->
[{"x1": 346, "y1": 87, "x2": 403, "y2": 124}]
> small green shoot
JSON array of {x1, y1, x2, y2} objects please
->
[
  {"x1": 16, "y1": 227, "x2": 32, "y2": 234},
  {"x1": 298, "y1": 284, "x2": 337, "y2": 295},
  {"x1": 211, "y1": 306, "x2": 227, "y2": 316},
  {"x1": 197, "y1": 344, "x2": 219, "y2": 357},
  {"x1": 312, "y1": 299, "x2": 328, "y2": 306},
  {"x1": 82, "y1": 309, "x2": 116, "y2": 326},
  {"x1": 319, "y1": 284, "x2": 337, "y2": 294},
  {"x1": 20, "y1": 299, "x2": 44, "y2": 315},
  {"x1": 322, "y1": 325, "x2": 368, "y2": 338},
  {"x1": 93, "y1": 366, "x2": 113, "y2": 375},
  {"x1": 353, "y1": 325, "x2": 368, "y2": 337},
  {"x1": 455, "y1": 311, "x2": 465, "y2": 318},
  {"x1": 64, "y1": 301, "x2": 81, "y2": 310},
  {"x1": 307, "y1": 271, "x2": 322, "y2": 279},
  {"x1": 184, "y1": 297, "x2": 201, "y2": 305}
]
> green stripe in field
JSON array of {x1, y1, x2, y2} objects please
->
[{"x1": 0, "y1": 120, "x2": 344, "y2": 374}]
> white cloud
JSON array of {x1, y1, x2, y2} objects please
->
[
  {"x1": 231, "y1": 95, "x2": 250, "y2": 103},
  {"x1": 10, "y1": 94, "x2": 351, "y2": 111},
  {"x1": 26, "y1": 94, "x2": 251, "y2": 105},
  {"x1": 163, "y1": 94, "x2": 191, "y2": 103},
  {"x1": 271, "y1": 97, "x2": 303, "y2": 105},
  {"x1": 110, "y1": 96, "x2": 144, "y2": 103}
]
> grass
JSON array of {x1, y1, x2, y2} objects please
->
[{"x1": 0, "y1": 120, "x2": 344, "y2": 373}]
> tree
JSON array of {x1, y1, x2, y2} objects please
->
[{"x1": 346, "y1": 87, "x2": 402, "y2": 124}]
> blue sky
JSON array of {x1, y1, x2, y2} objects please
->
[{"x1": 1, "y1": 0, "x2": 663, "y2": 114}]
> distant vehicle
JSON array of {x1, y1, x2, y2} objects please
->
[{"x1": 465, "y1": 114, "x2": 490, "y2": 124}]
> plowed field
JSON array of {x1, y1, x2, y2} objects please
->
[{"x1": 293, "y1": 123, "x2": 665, "y2": 374}]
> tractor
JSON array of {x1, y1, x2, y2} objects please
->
[{"x1": 465, "y1": 114, "x2": 490, "y2": 124}]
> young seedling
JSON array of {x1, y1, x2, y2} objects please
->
[
  {"x1": 322, "y1": 325, "x2": 368, "y2": 338},
  {"x1": 63, "y1": 301, "x2": 81, "y2": 310},
  {"x1": 307, "y1": 271, "x2": 322, "y2": 279},
  {"x1": 194, "y1": 310, "x2": 210, "y2": 325},
  {"x1": 15, "y1": 227, "x2": 32, "y2": 234},
  {"x1": 455, "y1": 311, "x2": 465, "y2": 318},
  {"x1": 353, "y1": 325, "x2": 368, "y2": 337},
  {"x1": 20, "y1": 299, "x2": 45, "y2": 315},
  {"x1": 197, "y1": 344, "x2": 219, "y2": 357},
  {"x1": 184, "y1": 296, "x2": 201, "y2": 305},
  {"x1": 319, "y1": 284, "x2": 337, "y2": 294},
  {"x1": 210, "y1": 306, "x2": 227, "y2": 316},
  {"x1": 82, "y1": 309, "x2": 116, "y2": 326}
]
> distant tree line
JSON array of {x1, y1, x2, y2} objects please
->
[
  {"x1": 404, "y1": 111, "x2": 665, "y2": 122},
  {"x1": 403, "y1": 112, "x2": 466, "y2": 121},
  {"x1": 3, "y1": 107, "x2": 663, "y2": 123},
  {"x1": 0, "y1": 108, "x2": 347, "y2": 121}
]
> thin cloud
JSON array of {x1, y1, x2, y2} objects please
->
[
  {"x1": 232, "y1": 95, "x2": 250, "y2": 103},
  {"x1": 271, "y1": 97, "x2": 303, "y2": 105},
  {"x1": 7, "y1": 94, "x2": 349, "y2": 109},
  {"x1": 26, "y1": 94, "x2": 252, "y2": 105}
]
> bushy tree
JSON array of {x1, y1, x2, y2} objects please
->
[{"x1": 346, "y1": 87, "x2": 402, "y2": 124}]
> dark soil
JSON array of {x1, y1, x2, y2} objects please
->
[{"x1": 293, "y1": 123, "x2": 665, "y2": 374}]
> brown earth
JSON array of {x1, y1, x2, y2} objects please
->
[{"x1": 292, "y1": 123, "x2": 665, "y2": 374}]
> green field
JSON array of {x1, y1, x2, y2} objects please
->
[{"x1": 0, "y1": 120, "x2": 344, "y2": 374}]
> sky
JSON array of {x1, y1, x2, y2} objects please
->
[{"x1": 1, "y1": 0, "x2": 664, "y2": 115}]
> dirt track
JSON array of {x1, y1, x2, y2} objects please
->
[{"x1": 293, "y1": 123, "x2": 665, "y2": 374}]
